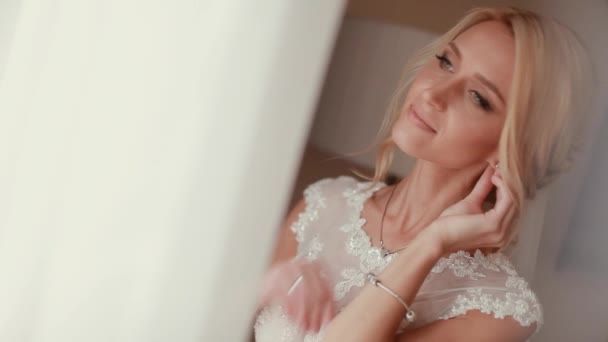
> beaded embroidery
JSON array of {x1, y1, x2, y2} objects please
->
[{"x1": 334, "y1": 179, "x2": 395, "y2": 300}]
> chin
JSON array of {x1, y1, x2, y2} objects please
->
[{"x1": 391, "y1": 115, "x2": 429, "y2": 159}]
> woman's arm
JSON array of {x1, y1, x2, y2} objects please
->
[
  {"x1": 321, "y1": 229, "x2": 443, "y2": 341},
  {"x1": 396, "y1": 310, "x2": 536, "y2": 342},
  {"x1": 321, "y1": 226, "x2": 535, "y2": 342},
  {"x1": 322, "y1": 166, "x2": 533, "y2": 341}
]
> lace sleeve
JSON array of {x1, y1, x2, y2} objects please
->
[
  {"x1": 290, "y1": 178, "x2": 330, "y2": 242},
  {"x1": 289, "y1": 177, "x2": 336, "y2": 258},
  {"x1": 409, "y1": 250, "x2": 543, "y2": 335}
]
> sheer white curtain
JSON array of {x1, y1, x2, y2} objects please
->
[{"x1": 0, "y1": 1, "x2": 345, "y2": 341}]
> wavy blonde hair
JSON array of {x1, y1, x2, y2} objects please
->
[{"x1": 353, "y1": 6, "x2": 592, "y2": 213}]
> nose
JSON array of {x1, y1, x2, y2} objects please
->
[{"x1": 420, "y1": 80, "x2": 452, "y2": 113}]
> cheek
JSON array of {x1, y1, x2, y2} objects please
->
[
  {"x1": 439, "y1": 118, "x2": 503, "y2": 164},
  {"x1": 392, "y1": 113, "x2": 503, "y2": 168},
  {"x1": 407, "y1": 68, "x2": 436, "y2": 97}
]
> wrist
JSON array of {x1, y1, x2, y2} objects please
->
[{"x1": 416, "y1": 223, "x2": 445, "y2": 259}]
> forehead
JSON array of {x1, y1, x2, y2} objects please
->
[{"x1": 453, "y1": 20, "x2": 515, "y2": 100}]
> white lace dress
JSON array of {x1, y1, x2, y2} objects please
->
[{"x1": 254, "y1": 176, "x2": 543, "y2": 341}]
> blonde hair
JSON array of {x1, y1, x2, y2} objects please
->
[{"x1": 353, "y1": 6, "x2": 592, "y2": 213}]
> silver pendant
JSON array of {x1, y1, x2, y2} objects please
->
[{"x1": 381, "y1": 247, "x2": 391, "y2": 258}]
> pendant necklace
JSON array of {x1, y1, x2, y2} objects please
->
[{"x1": 379, "y1": 184, "x2": 409, "y2": 258}]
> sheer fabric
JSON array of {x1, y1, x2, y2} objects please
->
[{"x1": 254, "y1": 176, "x2": 543, "y2": 341}]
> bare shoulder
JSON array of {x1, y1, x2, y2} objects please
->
[
  {"x1": 396, "y1": 309, "x2": 536, "y2": 342},
  {"x1": 267, "y1": 196, "x2": 306, "y2": 268}
]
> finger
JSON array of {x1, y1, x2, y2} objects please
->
[
  {"x1": 306, "y1": 303, "x2": 320, "y2": 333},
  {"x1": 322, "y1": 302, "x2": 335, "y2": 326},
  {"x1": 309, "y1": 276, "x2": 326, "y2": 332},
  {"x1": 491, "y1": 173, "x2": 514, "y2": 220},
  {"x1": 310, "y1": 304, "x2": 322, "y2": 333},
  {"x1": 313, "y1": 296, "x2": 333, "y2": 332},
  {"x1": 465, "y1": 166, "x2": 495, "y2": 206},
  {"x1": 293, "y1": 284, "x2": 311, "y2": 331},
  {"x1": 285, "y1": 289, "x2": 300, "y2": 318},
  {"x1": 296, "y1": 304, "x2": 308, "y2": 333},
  {"x1": 483, "y1": 176, "x2": 516, "y2": 248},
  {"x1": 495, "y1": 167, "x2": 503, "y2": 179},
  {"x1": 328, "y1": 300, "x2": 336, "y2": 319},
  {"x1": 284, "y1": 269, "x2": 307, "y2": 317},
  {"x1": 501, "y1": 212, "x2": 520, "y2": 248}
]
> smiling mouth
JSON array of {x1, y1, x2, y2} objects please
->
[{"x1": 408, "y1": 106, "x2": 436, "y2": 133}]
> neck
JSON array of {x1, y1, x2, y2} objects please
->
[{"x1": 382, "y1": 159, "x2": 488, "y2": 236}]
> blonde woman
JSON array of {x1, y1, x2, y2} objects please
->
[{"x1": 254, "y1": 6, "x2": 590, "y2": 342}]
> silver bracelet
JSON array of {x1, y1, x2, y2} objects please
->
[{"x1": 367, "y1": 272, "x2": 416, "y2": 323}]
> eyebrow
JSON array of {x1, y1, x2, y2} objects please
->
[
  {"x1": 475, "y1": 74, "x2": 505, "y2": 105},
  {"x1": 448, "y1": 42, "x2": 462, "y2": 59},
  {"x1": 448, "y1": 42, "x2": 506, "y2": 106}
]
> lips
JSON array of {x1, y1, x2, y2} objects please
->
[{"x1": 408, "y1": 105, "x2": 436, "y2": 133}]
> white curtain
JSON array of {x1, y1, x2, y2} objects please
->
[{"x1": 0, "y1": 1, "x2": 345, "y2": 341}]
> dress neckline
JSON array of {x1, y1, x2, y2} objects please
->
[
  {"x1": 343, "y1": 176, "x2": 488, "y2": 262},
  {"x1": 342, "y1": 177, "x2": 399, "y2": 261}
]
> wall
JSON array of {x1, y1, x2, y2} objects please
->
[{"x1": 346, "y1": 0, "x2": 526, "y2": 33}]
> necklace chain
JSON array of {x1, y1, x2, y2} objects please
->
[{"x1": 379, "y1": 184, "x2": 408, "y2": 257}]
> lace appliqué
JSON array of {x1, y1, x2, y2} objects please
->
[
  {"x1": 305, "y1": 234, "x2": 324, "y2": 260},
  {"x1": 431, "y1": 250, "x2": 501, "y2": 280},
  {"x1": 334, "y1": 179, "x2": 395, "y2": 300},
  {"x1": 290, "y1": 178, "x2": 331, "y2": 257},
  {"x1": 435, "y1": 250, "x2": 543, "y2": 331},
  {"x1": 438, "y1": 287, "x2": 542, "y2": 331},
  {"x1": 254, "y1": 305, "x2": 325, "y2": 342}
]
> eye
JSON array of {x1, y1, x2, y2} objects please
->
[
  {"x1": 435, "y1": 53, "x2": 454, "y2": 72},
  {"x1": 469, "y1": 90, "x2": 493, "y2": 112}
]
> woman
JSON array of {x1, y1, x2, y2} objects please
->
[{"x1": 254, "y1": 6, "x2": 590, "y2": 341}]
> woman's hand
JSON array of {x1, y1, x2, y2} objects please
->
[
  {"x1": 257, "y1": 258, "x2": 335, "y2": 333},
  {"x1": 424, "y1": 164, "x2": 518, "y2": 254}
]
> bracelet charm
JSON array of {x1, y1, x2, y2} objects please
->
[{"x1": 367, "y1": 272, "x2": 416, "y2": 323}]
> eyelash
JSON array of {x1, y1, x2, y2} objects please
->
[
  {"x1": 434, "y1": 53, "x2": 493, "y2": 112},
  {"x1": 469, "y1": 90, "x2": 492, "y2": 111},
  {"x1": 435, "y1": 53, "x2": 454, "y2": 72}
]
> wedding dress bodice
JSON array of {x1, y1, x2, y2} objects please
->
[{"x1": 254, "y1": 176, "x2": 543, "y2": 341}]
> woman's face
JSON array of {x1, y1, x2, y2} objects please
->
[{"x1": 392, "y1": 20, "x2": 515, "y2": 169}]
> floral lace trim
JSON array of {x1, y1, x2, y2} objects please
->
[
  {"x1": 437, "y1": 287, "x2": 543, "y2": 332},
  {"x1": 434, "y1": 250, "x2": 543, "y2": 332},
  {"x1": 254, "y1": 305, "x2": 324, "y2": 342},
  {"x1": 328, "y1": 177, "x2": 543, "y2": 333},
  {"x1": 334, "y1": 178, "x2": 393, "y2": 300},
  {"x1": 290, "y1": 179, "x2": 331, "y2": 259},
  {"x1": 430, "y1": 250, "x2": 505, "y2": 280},
  {"x1": 306, "y1": 234, "x2": 324, "y2": 260}
]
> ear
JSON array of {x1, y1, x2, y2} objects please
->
[{"x1": 486, "y1": 149, "x2": 499, "y2": 168}]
